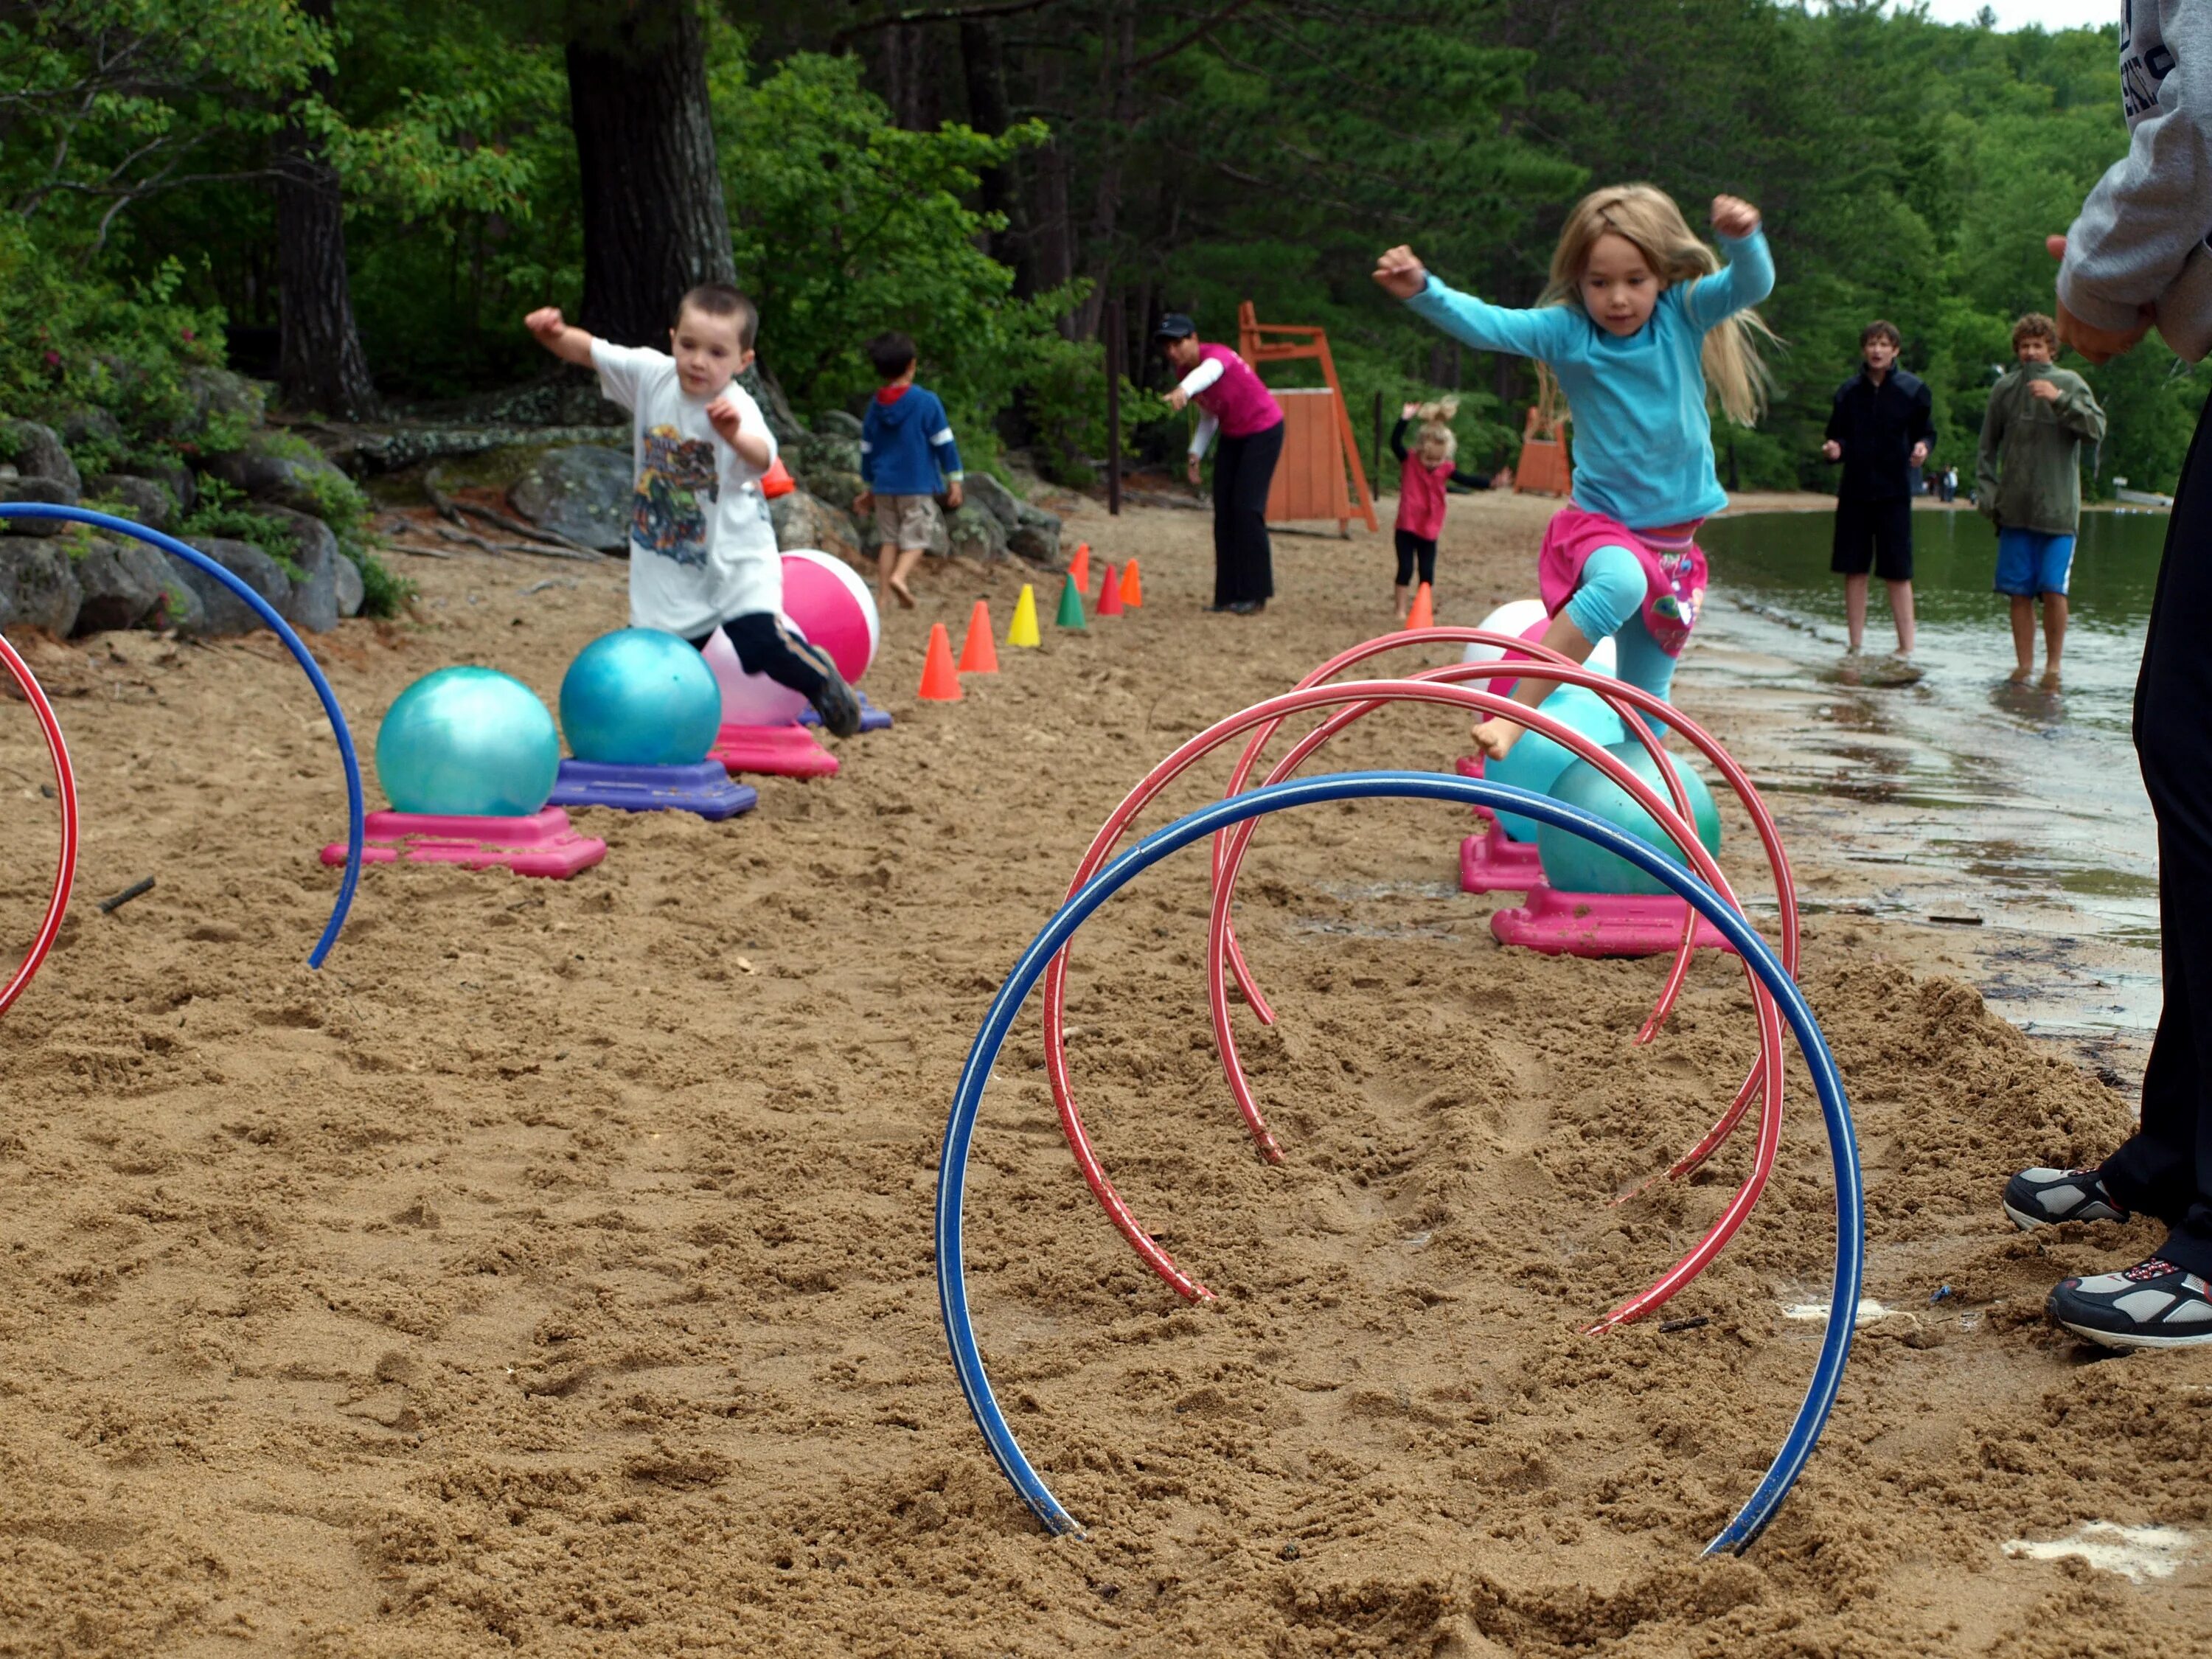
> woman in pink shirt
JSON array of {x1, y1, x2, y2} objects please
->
[{"x1": 1159, "y1": 313, "x2": 1284, "y2": 613}]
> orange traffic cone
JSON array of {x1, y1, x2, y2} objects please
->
[
  {"x1": 1096, "y1": 564, "x2": 1125, "y2": 617},
  {"x1": 1068, "y1": 541, "x2": 1091, "y2": 597},
  {"x1": 1406, "y1": 582, "x2": 1435, "y2": 631},
  {"x1": 918, "y1": 622, "x2": 963, "y2": 700},
  {"x1": 762, "y1": 456, "x2": 797, "y2": 498},
  {"x1": 958, "y1": 600, "x2": 999, "y2": 672},
  {"x1": 1119, "y1": 559, "x2": 1143, "y2": 608}
]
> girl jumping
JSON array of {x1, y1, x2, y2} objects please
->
[
  {"x1": 1388, "y1": 397, "x2": 1508, "y2": 620},
  {"x1": 1373, "y1": 185, "x2": 1775, "y2": 756}
]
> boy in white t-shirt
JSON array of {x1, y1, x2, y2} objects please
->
[{"x1": 524, "y1": 285, "x2": 861, "y2": 737}]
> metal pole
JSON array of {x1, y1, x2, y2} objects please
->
[{"x1": 1106, "y1": 292, "x2": 1122, "y2": 517}]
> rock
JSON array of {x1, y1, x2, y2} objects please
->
[
  {"x1": 199, "y1": 431, "x2": 355, "y2": 517},
  {"x1": 170, "y1": 366, "x2": 268, "y2": 445},
  {"x1": 737, "y1": 361, "x2": 806, "y2": 446},
  {"x1": 0, "y1": 538, "x2": 84, "y2": 635},
  {"x1": 55, "y1": 405, "x2": 125, "y2": 456},
  {"x1": 113, "y1": 458, "x2": 196, "y2": 515},
  {"x1": 2, "y1": 420, "x2": 83, "y2": 494},
  {"x1": 962, "y1": 471, "x2": 1025, "y2": 535},
  {"x1": 0, "y1": 476, "x2": 80, "y2": 535},
  {"x1": 150, "y1": 576, "x2": 204, "y2": 636},
  {"x1": 945, "y1": 501, "x2": 1009, "y2": 563},
  {"x1": 251, "y1": 506, "x2": 341, "y2": 633},
  {"x1": 793, "y1": 432, "x2": 863, "y2": 480},
  {"x1": 768, "y1": 488, "x2": 862, "y2": 561},
  {"x1": 508, "y1": 445, "x2": 634, "y2": 552},
  {"x1": 805, "y1": 470, "x2": 868, "y2": 514},
  {"x1": 1007, "y1": 503, "x2": 1061, "y2": 566},
  {"x1": 69, "y1": 537, "x2": 172, "y2": 633},
  {"x1": 170, "y1": 536, "x2": 291, "y2": 636},
  {"x1": 815, "y1": 409, "x2": 864, "y2": 439},
  {"x1": 333, "y1": 552, "x2": 365, "y2": 618},
  {"x1": 86, "y1": 473, "x2": 181, "y2": 533},
  {"x1": 331, "y1": 421, "x2": 627, "y2": 477}
]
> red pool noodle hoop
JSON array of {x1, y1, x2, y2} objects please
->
[
  {"x1": 1201, "y1": 661, "x2": 1801, "y2": 1329},
  {"x1": 1040, "y1": 678, "x2": 1787, "y2": 1316},
  {"x1": 0, "y1": 632, "x2": 78, "y2": 1018},
  {"x1": 1208, "y1": 637, "x2": 1801, "y2": 1192}
]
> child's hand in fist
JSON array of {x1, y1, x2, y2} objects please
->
[{"x1": 1372, "y1": 246, "x2": 1429, "y2": 301}]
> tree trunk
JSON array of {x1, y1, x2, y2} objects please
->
[
  {"x1": 565, "y1": 0, "x2": 736, "y2": 348},
  {"x1": 959, "y1": 16, "x2": 1029, "y2": 288},
  {"x1": 274, "y1": 0, "x2": 378, "y2": 420}
]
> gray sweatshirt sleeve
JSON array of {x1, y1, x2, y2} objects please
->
[{"x1": 2058, "y1": 3, "x2": 2212, "y2": 353}]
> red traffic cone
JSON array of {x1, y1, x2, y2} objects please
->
[
  {"x1": 958, "y1": 600, "x2": 999, "y2": 672},
  {"x1": 918, "y1": 622, "x2": 963, "y2": 700},
  {"x1": 1096, "y1": 564, "x2": 1125, "y2": 617}
]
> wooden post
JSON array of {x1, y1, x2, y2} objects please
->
[{"x1": 1106, "y1": 291, "x2": 1122, "y2": 517}]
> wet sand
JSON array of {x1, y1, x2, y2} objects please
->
[{"x1": 0, "y1": 487, "x2": 2203, "y2": 1654}]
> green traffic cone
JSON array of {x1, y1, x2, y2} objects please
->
[{"x1": 1054, "y1": 574, "x2": 1087, "y2": 630}]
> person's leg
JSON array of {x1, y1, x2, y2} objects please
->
[
  {"x1": 1843, "y1": 573, "x2": 1870, "y2": 653},
  {"x1": 1994, "y1": 527, "x2": 2036, "y2": 680},
  {"x1": 2008, "y1": 598, "x2": 2035, "y2": 681},
  {"x1": 1416, "y1": 536, "x2": 1438, "y2": 591},
  {"x1": 1394, "y1": 529, "x2": 1417, "y2": 619},
  {"x1": 876, "y1": 542, "x2": 899, "y2": 606},
  {"x1": 712, "y1": 612, "x2": 862, "y2": 737},
  {"x1": 1832, "y1": 497, "x2": 1872, "y2": 652},
  {"x1": 1608, "y1": 613, "x2": 1678, "y2": 737},
  {"x1": 1226, "y1": 421, "x2": 1282, "y2": 609},
  {"x1": 1211, "y1": 437, "x2": 1244, "y2": 609},
  {"x1": 891, "y1": 543, "x2": 926, "y2": 601},
  {"x1": 1885, "y1": 581, "x2": 1916, "y2": 655},
  {"x1": 2038, "y1": 532, "x2": 2075, "y2": 686}
]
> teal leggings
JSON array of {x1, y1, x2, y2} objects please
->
[{"x1": 1561, "y1": 544, "x2": 1676, "y2": 730}]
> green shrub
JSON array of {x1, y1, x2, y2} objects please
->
[
  {"x1": 349, "y1": 547, "x2": 414, "y2": 619},
  {"x1": 178, "y1": 479, "x2": 305, "y2": 579}
]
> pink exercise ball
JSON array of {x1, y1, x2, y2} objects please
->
[{"x1": 1462, "y1": 597, "x2": 1615, "y2": 698}]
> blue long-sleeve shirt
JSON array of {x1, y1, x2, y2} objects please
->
[
  {"x1": 1403, "y1": 229, "x2": 1774, "y2": 529},
  {"x1": 860, "y1": 384, "x2": 964, "y2": 495}
]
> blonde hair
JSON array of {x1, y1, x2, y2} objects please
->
[
  {"x1": 1412, "y1": 396, "x2": 1458, "y2": 461},
  {"x1": 1539, "y1": 183, "x2": 1777, "y2": 427}
]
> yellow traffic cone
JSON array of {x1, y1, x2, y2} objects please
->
[{"x1": 1007, "y1": 583, "x2": 1041, "y2": 648}]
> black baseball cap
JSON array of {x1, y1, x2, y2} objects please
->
[{"x1": 1154, "y1": 313, "x2": 1197, "y2": 341}]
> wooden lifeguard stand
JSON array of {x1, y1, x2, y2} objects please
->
[
  {"x1": 1237, "y1": 302, "x2": 1379, "y2": 536},
  {"x1": 1514, "y1": 389, "x2": 1573, "y2": 498}
]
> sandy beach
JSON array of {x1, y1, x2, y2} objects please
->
[{"x1": 0, "y1": 487, "x2": 2202, "y2": 1655}]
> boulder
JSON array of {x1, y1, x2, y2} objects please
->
[
  {"x1": 113, "y1": 457, "x2": 196, "y2": 515},
  {"x1": 0, "y1": 538, "x2": 84, "y2": 636},
  {"x1": 70, "y1": 536, "x2": 172, "y2": 633},
  {"x1": 150, "y1": 576, "x2": 204, "y2": 636},
  {"x1": 244, "y1": 505, "x2": 342, "y2": 633},
  {"x1": 333, "y1": 552, "x2": 365, "y2": 619},
  {"x1": 86, "y1": 473, "x2": 181, "y2": 533},
  {"x1": 945, "y1": 501, "x2": 1010, "y2": 563},
  {"x1": 1007, "y1": 503, "x2": 1062, "y2": 566},
  {"x1": 806, "y1": 470, "x2": 868, "y2": 514},
  {"x1": 55, "y1": 405, "x2": 125, "y2": 456},
  {"x1": 0, "y1": 475, "x2": 80, "y2": 535},
  {"x1": 508, "y1": 445, "x2": 633, "y2": 552},
  {"x1": 170, "y1": 536, "x2": 291, "y2": 636},
  {"x1": 962, "y1": 471, "x2": 1025, "y2": 535},
  {"x1": 2, "y1": 420, "x2": 83, "y2": 494},
  {"x1": 768, "y1": 488, "x2": 863, "y2": 562},
  {"x1": 815, "y1": 409, "x2": 864, "y2": 439},
  {"x1": 199, "y1": 431, "x2": 355, "y2": 517},
  {"x1": 737, "y1": 361, "x2": 806, "y2": 446},
  {"x1": 168, "y1": 366, "x2": 268, "y2": 445},
  {"x1": 793, "y1": 432, "x2": 863, "y2": 480}
]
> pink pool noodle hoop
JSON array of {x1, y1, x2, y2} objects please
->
[
  {"x1": 1198, "y1": 660, "x2": 1801, "y2": 1329},
  {"x1": 0, "y1": 632, "x2": 78, "y2": 1018},
  {"x1": 1039, "y1": 678, "x2": 1788, "y2": 1315}
]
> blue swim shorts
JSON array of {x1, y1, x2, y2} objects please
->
[{"x1": 1994, "y1": 527, "x2": 2076, "y2": 598}]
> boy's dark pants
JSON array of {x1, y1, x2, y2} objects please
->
[
  {"x1": 1212, "y1": 422, "x2": 1282, "y2": 607},
  {"x1": 686, "y1": 611, "x2": 834, "y2": 701},
  {"x1": 2104, "y1": 397, "x2": 2212, "y2": 1275}
]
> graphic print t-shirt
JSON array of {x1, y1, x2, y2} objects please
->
[{"x1": 591, "y1": 341, "x2": 782, "y2": 636}]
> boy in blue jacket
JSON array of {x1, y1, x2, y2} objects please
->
[{"x1": 853, "y1": 331, "x2": 964, "y2": 608}]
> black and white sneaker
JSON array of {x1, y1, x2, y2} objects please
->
[
  {"x1": 2003, "y1": 1166, "x2": 2129, "y2": 1231},
  {"x1": 2048, "y1": 1256, "x2": 2212, "y2": 1350}
]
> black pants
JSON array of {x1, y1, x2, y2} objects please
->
[
  {"x1": 1212, "y1": 422, "x2": 1282, "y2": 607},
  {"x1": 1394, "y1": 529, "x2": 1437, "y2": 588},
  {"x1": 686, "y1": 611, "x2": 835, "y2": 702},
  {"x1": 1831, "y1": 494, "x2": 1914, "y2": 581},
  {"x1": 2102, "y1": 396, "x2": 2212, "y2": 1275}
]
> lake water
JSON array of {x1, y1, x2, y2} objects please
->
[{"x1": 1686, "y1": 505, "x2": 2170, "y2": 1046}]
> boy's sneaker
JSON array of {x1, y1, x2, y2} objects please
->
[
  {"x1": 807, "y1": 666, "x2": 863, "y2": 739},
  {"x1": 2003, "y1": 1166, "x2": 2129, "y2": 1231},
  {"x1": 2047, "y1": 1256, "x2": 2212, "y2": 1350}
]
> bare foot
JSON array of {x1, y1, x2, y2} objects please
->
[
  {"x1": 2039, "y1": 669, "x2": 2062, "y2": 691},
  {"x1": 1470, "y1": 717, "x2": 1524, "y2": 760},
  {"x1": 888, "y1": 575, "x2": 917, "y2": 609},
  {"x1": 2008, "y1": 666, "x2": 2031, "y2": 684}
]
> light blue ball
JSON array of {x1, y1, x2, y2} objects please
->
[
  {"x1": 559, "y1": 628, "x2": 723, "y2": 766},
  {"x1": 375, "y1": 667, "x2": 560, "y2": 816},
  {"x1": 1537, "y1": 741, "x2": 1722, "y2": 897},
  {"x1": 1489, "y1": 683, "x2": 1628, "y2": 841}
]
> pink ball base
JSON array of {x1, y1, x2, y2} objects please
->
[
  {"x1": 319, "y1": 807, "x2": 606, "y2": 880},
  {"x1": 1458, "y1": 824, "x2": 1543, "y2": 894},
  {"x1": 1492, "y1": 883, "x2": 1733, "y2": 957},
  {"x1": 709, "y1": 721, "x2": 839, "y2": 778}
]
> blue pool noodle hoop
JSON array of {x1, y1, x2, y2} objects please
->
[
  {"x1": 936, "y1": 770, "x2": 1864, "y2": 1557},
  {"x1": 1, "y1": 503, "x2": 364, "y2": 968}
]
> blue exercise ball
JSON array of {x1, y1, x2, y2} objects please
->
[
  {"x1": 375, "y1": 666, "x2": 560, "y2": 816},
  {"x1": 1537, "y1": 740, "x2": 1722, "y2": 896},
  {"x1": 1489, "y1": 683, "x2": 1628, "y2": 842},
  {"x1": 559, "y1": 627, "x2": 722, "y2": 766}
]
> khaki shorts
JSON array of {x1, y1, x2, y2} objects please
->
[{"x1": 872, "y1": 492, "x2": 941, "y2": 552}]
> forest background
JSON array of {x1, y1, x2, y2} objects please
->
[{"x1": 1, "y1": 0, "x2": 2195, "y2": 501}]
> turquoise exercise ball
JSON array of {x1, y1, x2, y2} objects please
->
[
  {"x1": 1537, "y1": 741, "x2": 1722, "y2": 897},
  {"x1": 1489, "y1": 683, "x2": 1628, "y2": 842},
  {"x1": 375, "y1": 666, "x2": 560, "y2": 816},
  {"x1": 559, "y1": 627, "x2": 721, "y2": 765}
]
